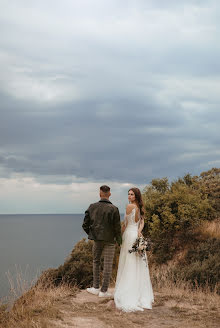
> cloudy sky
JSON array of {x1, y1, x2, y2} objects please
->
[{"x1": 0, "y1": 0, "x2": 219, "y2": 213}]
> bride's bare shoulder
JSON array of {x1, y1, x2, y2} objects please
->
[{"x1": 126, "y1": 204, "x2": 137, "y2": 215}]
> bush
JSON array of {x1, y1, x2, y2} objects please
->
[
  {"x1": 173, "y1": 238, "x2": 220, "y2": 293},
  {"x1": 200, "y1": 168, "x2": 220, "y2": 217},
  {"x1": 38, "y1": 238, "x2": 120, "y2": 289},
  {"x1": 38, "y1": 239, "x2": 93, "y2": 289},
  {"x1": 142, "y1": 174, "x2": 214, "y2": 263}
]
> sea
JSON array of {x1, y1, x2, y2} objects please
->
[{"x1": 0, "y1": 214, "x2": 87, "y2": 301}]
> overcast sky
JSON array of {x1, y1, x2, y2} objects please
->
[{"x1": 0, "y1": 0, "x2": 219, "y2": 213}]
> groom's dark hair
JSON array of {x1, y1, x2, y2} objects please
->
[{"x1": 100, "y1": 185, "x2": 110, "y2": 193}]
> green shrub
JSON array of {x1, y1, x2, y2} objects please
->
[
  {"x1": 142, "y1": 173, "x2": 214, "y2": 263},
  {"x1": 38, "y1": 239, "x2": 93, "y2": 289},
  {"x1": 38, "y1": 238, "x2": 120, "y2": 289},
  {"x1": 200, "y1": 168, "x2": 220, "y2": 217},
  {"x1": 173, "y1": 238, "x2": 220, "y2": 293}
]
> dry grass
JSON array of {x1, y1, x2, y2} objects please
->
[
  {"x1": 1, "y1": 254, "x2": 220, "y2": 328},
  {"x1": 0, "y1": 282, "x2": 77, "y2": 328},
  {"x1": 150, "y1": 262, "x2": 220, "y2": 315},
  {"x1": 5, "y1": 265, "x2": 40, "y2": 305},
  {"x1": 152, "y1": 262, "x2": 218, "y2": 294},
  {"x1": 196, "y1": 218, "x2": 220, "y2": 239},
  {"x1": 1, "y1": 271, "x2": 220, "y2": 328}
]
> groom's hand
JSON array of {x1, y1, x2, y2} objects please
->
[{"x1": 116, "y1": 235, "x2": 122, "y2": 246}]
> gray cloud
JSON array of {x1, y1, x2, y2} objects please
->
[{"x1": 0, "y1": 0, "x2": 220, "y2": 188}]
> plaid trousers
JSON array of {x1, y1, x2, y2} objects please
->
[{"x1": 92, "y1": 240, "x2": 115, "y2": 292}]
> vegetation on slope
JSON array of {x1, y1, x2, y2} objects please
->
[{"x1": 40, "y1": 168, "x2": 220, "y2": 293}]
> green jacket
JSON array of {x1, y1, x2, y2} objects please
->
[{"x1": 82, "y1": 199, "x2": 122, "y2": 245}]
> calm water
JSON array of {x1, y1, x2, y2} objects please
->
[{"x1": 0, "y1": 214, "x2": 86, "y2": 300}]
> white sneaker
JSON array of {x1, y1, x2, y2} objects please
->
[
  {"x1": 86, "y1": 287, "x2": 100, "y2": 295},
  {"x1": 98, "y1": 291, "x2": 113, "y2": 298}
]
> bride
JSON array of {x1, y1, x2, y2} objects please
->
[{"x1": 114, "y1": 187, "x2": 154, "y2": 312}]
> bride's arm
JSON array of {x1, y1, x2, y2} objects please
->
[
  {"x1": 121, "y1": 221, "x2": 126, "y2": 234},
  {"x1": 121, "y1": 210, "x2": 128, "y2": 234},
  {"x1": 138, "y1": 217, "x2": 145, "y2": 237}
]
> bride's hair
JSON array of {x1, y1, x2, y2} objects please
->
[{"x1": 128, "y1": 187, "x2": 145, "y2": 217}]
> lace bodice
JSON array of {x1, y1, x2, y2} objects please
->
[{"x1": 124, "y1": 208, "x2": 140, "y2": 228}]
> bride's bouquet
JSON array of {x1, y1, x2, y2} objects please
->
[{"x1": 128, "y1": 236, "x2": 152, "y2": 263}]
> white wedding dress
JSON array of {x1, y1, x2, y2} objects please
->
[{"x1": 114, "y1": 208, "x2": 154, "y2": 312}]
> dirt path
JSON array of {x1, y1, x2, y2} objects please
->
[{"x1": 48, "y1": 288, "x2": 220, "y2": 328}]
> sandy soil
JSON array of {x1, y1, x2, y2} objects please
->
[{"x1": 48, "y1": 288, "x2": 220, "y2": 328}]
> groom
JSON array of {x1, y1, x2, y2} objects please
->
[{"x1": 82, "y1": 185, "x2": 122, "y2": 298}]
